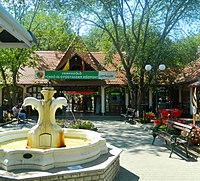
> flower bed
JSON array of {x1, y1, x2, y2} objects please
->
[
  {"x1": 143, "y1": 112, "x2": 155, "y2": 123},
  {"x1": 56, "y1": 119, "x2": 97, "y2": 130}
]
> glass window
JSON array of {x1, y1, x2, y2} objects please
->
[
  {"x1": 105, "y1": 87, "x2": 125, "y2": 113},
  {"x1": 27, "y1": 86, "x2": 42, "y2": 99}
]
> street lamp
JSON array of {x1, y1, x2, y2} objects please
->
[{"x1": 145, "y1": 63, "x2": 166, "y2": 118}]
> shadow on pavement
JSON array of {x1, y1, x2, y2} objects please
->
[{"x1": 115, "y1": 166, "x2": 139, "y2": 181}]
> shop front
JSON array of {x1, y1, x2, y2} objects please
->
[
  {"x1": 20, "y1": 84, "x2": 127, "y2": 116},
  {"x1": 0, "y1": 42, "x2": 128, "y2": 116}
]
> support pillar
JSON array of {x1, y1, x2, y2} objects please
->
[
  {"x1": 178, "y1": 87, "x2": 182, "y2": 104},
  {"x1": 0, "y1": 89, "x2": 2, "y2": 106},
  {"x1": 190, "y1": 87, "x2": 193, "y2": 115},
  {"x1": 23, "y1": 86, "x2": 27, "y2": 100},
  {"x1": 149, "y1": 88, "x2": 153, "y2": 109},
  {"x1": 101, "y1": 86, "x2": 105, "y2": 115},
  {"x1": 125, "y1": 92, "x2": 129, "y2": 108}
]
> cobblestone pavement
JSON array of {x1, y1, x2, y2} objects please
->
[{"x1": 1, "y1": 117, "x2": 200, "y2": 181}]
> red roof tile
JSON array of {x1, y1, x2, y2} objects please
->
[
  {"x1": 18, "y1": 50, "x2": 127, "y2": 85},
  {"x1": 176, "y1": 58, "x2": 200, "y2": 83}
]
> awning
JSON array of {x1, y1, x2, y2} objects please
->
[
  {"x1": 188, "y1": 81, "x2": 200, "y2": 87},
  {"x1": 0, "y1": 4, "x2": 36, "y2": 48}
]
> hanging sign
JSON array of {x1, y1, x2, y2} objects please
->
[
  {"x1": 35, "y1": 70, "x2": 115, "y2": 80},
  {"x1": 67, "y1": 91, "x2": 93, "y2": 95}
]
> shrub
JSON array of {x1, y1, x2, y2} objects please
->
[
  {"x1": 56, "y1": 119, "x2": 95, "y2": 130},
  {"x1": 0, "y1": 118, "x2": 7, "y2": 123}
]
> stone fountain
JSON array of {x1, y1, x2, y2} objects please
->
[
  {"x1": 0, "y1": 87, "x2": 122, "y2": 181},
  {"x1": 25, "y1": 87, "x2": 66, "y2": 149}
]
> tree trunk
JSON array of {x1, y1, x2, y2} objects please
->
[{"x1": 0, "y1": 66, "x2": 12, "y2": 109}]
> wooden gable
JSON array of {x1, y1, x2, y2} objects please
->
[{"x1": 56, "y1": 52, "x2": 96, "y2": 71}]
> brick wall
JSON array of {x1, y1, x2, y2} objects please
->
[{"x1": 2, "y1": 156, "x2": 120, "y2": 181}]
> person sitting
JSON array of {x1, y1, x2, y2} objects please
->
[
  {"x1": 12, "y1": 104, "x2": 19, "y2": 118},
  {"x1": 18, "y1": 106, "x2": 26, "y2": 122},
  {"x1": 3, "y1": 110, "x2": 8, "y2": 118},
  {"x1": 12, "y1": 104, "x2": 26, "y2": 123}
]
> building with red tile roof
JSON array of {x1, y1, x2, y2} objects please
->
[
  {"x1": 2, "y1": 37, "x2": 198, "y2": 117},
  {"x1": 4, "y1": 46, "x2": 129, "y2": 115}
]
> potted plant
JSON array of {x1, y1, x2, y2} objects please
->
[
  {"x1": 153, "y1": 117, "x2": 167, "y2": 130},
  {"x1": 189, "y1": 124, "x2": 200, "y2": 145},
  {"x1": 144, "y1": 112, "x2": 155, "y2": 123}
]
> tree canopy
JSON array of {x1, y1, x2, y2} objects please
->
[
  {"x1": 1, "y1": 0, "x2": 200, "y2": 112},
  {"x1": 54, "y1": 0, "x2": 200, "y2": 109},
  {"x1": 0, "y1": 0, "x2": 75, "y2": 106},
  {"x1": 27, "y1": 11, "x2": 75, "y2": 50}
]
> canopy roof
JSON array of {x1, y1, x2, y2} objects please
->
[
  {"x1": 188, "y1": 80, "x2": 200, "y2": 87},
  {"x1": 0, "y1": 4, "x2": 36, "y2": 48}
]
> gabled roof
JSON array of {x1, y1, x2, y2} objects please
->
[
  {"x1": 56, "y1": 37, "x2": 104, "y2": 71},
  {"x1": 18, "y1": 50, "x2": 127, "y2": 85},
  {"x1": 0, "y1": 4, "x2": 36, "y2": 48},
  {"x1": 55, "y1": 48, "x2": 103, "y2": 71},
  {"x1": 91, "y1": 52, "x2": 127, "y2": 85},
  {"x1": 18, "y1": 51, "x2": 63, "y2": 84},
  {"x1": 176, "y1": 58, "x2": 200, "y2": 83},
  {"x1": 36, "y1": 51, "x2": 64, "y2": 70}
]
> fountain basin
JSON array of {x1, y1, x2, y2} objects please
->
[{"x1": 0, "y1": 128, "x2": 108, "y2": 171}]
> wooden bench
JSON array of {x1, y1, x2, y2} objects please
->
[
  {"x1": 120, "y1": 108, "x2": 135, "y2": 124},
  {"x1": 152, "y1": 120, "x2": 193, "y2": 158}
]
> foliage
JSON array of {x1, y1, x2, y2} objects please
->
[
  {"x1": 141, "y1": 111, "x2": 155, "y2": 123},
  {"x1": 0, "y1": 118, "x2": 7, "y2": 123},
  {"x1": 27, "y1": 11, "x2": 75, "y2": 50},
  {"x1": 54, "y1": 0, "x2": 200, "y2": 112},
  {"x1": 2, "y1": 0, "x2": 76, "y2": 50},
  {"x1": 0, "y1": 48, "x2": 37, "y2": 106},
  {"x1": 82, "y1": 27, "x2": 114, "y2": 52},
  {"x1": 154, "y1": 117, "x2": 166, "y2": 125},
  {"x1": 57, "y1": 119, "x2": 95, "y2": 130},
  {"x1": 0, "y1": 1, "x2": 75, "y2": 106},
  {"x1": 145, "y1": 112, "x2": 155, "y2": 120}
]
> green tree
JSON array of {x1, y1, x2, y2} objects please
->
[
  {"x1": 173, "y1": 33, "x2": 200, "y2": 65},
  {"x1": 56, "y1": 0, "x2": 200, "y2": 113},
  {"x1": 29, "y1": 12, "x2": 75, "y2": 50},
  {"x1": 82, "y1": 27, "x2": 113, "y2": 51},
  {"x1": 0, "y1": 0, "x2": 41, "y2": 107},
  {"x1": 0, "y1": 48, "x2": 37, "y2": 107},
  {"x1": 0, "y1": 1, "x2": 75, "y2": 107}
]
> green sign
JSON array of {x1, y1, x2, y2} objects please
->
[{"x1": 35, "y1": 70, "x2": 115, "y2": 80}]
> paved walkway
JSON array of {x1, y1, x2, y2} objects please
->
[
  {"x1": 0, "y1": 117, "x2": 200, "y2": 181},
  {"x1": 92, "y1": 118, "x2": 200, "y2": 181}
]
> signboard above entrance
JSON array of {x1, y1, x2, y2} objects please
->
[
  {"x1": 35, "y1": 70, "x2": 115, "y2": 80},
  {"x1": 67, "y1": 91, "x2": 93, "y2": 95}
]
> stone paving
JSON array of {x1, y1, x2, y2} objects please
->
[
  {"x1": 1, "y1": 117, "x2": 200, "y2": 181},
  {"x1": 92, "y1": 119, "x2": 200, "y2": 181}
]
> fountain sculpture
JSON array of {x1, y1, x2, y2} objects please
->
[
  {"x1": 0, "y1": 87, "x2": 121, "y2": 181},
  {"x1": 24, "y1": 87, "x2": 66, "y2": 148}
]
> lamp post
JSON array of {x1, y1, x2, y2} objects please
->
[{"x1": 145, "y1": 64, "x2": 166, "y2": 118}]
